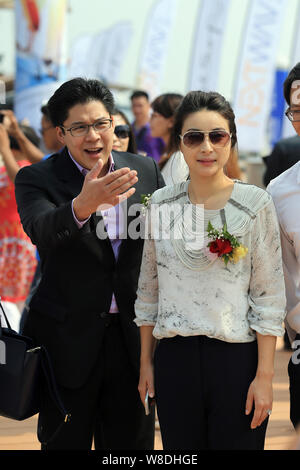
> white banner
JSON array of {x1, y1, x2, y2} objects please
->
[
  {"x1": 136, "y1": 0, "x2": 178, "y2": 99},
  {"x1": 188, "y1": 0, "x2": 231, "y2": 92},
  {"x1": 282, "y1": 2, "x2": 300, "y2": 139},
  {"x1": 68, "y1": 22, "x2": 133, "y2": 85},
  {"x1": 233, "y1": 0, "x2": 286, "y2": 153},
  {"x1": 14, "y1": 0, "x2": 67, "y2": 131}
]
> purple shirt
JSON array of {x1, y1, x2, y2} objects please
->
[
  {"x1": 132, "y1": 121, "x2": 165, "y2": 162},
  {"x1": 70, "y1": 152, "x2": 122, "y2": 313}
]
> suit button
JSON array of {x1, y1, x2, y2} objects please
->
[
  {"x1": 64, "y1": 229, "x2": 70, "y2": 236},
  {"x1": 99, "y1": 312, "x2": 107, "y2": 319}
]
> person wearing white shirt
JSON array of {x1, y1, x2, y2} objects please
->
[
  {"x1": 267, "y1": 62, "x2": 300, "y2": 429},
  {"x1": 135, "y1": 90, "x2": 286, "y2": 450}
]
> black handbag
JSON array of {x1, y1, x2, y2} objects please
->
[{"x1": 0, "y1": 299, "x2": 71, "y2": 444}]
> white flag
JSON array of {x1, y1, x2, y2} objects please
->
[
  {"x1": 188, "y1": 0, "x2": 231, "y2": 92},
  {"x1": 137, "y1": 0, "x2": 178, "y2": 99},
  {"x1": 233, "y1": 0, "x2": 287, "y2": 153}
]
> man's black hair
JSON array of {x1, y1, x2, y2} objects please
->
[
  {"x1": 130, "y1": 90, "x2": 149, "y2": 101},
  {"x1": 283, "y1": 62, "x2": 300, "y2": 105},
  {"x1": 47, "y1": 77, "x2": 115, "y2": 127}
]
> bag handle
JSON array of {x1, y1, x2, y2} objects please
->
[
  {"x1": 38, "y1": 346, "x2": 71, "y2": 446},
  {"x1": 0, "y1": 297, "x2": 12, "y2": 331}
]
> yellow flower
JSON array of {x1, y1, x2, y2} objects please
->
[{"x1": 232, "y1": 245, "x2": 248, "y2": 263}]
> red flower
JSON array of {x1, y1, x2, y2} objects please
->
[{"x1": 209, "y1": 238, "x2": 233, "y2": 257}]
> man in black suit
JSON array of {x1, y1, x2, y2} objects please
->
[
  {"x1": 263, "y1": 134, "x2": 300, "y2": 187},
  {"x1": 15, "y1": 78, "x2": 164, "y2": 450}
]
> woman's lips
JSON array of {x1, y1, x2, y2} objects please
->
[{"x1": 197, "y1": 159, "x2": 216, "y2": 165}]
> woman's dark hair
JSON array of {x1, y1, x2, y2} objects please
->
[
  {"x1": 151, "y1": 93, "x2": 183, "y2": 119},
  {"x1": 47, "y1": 77, "x2": 115, "y2": 127},
  {"x1": 283, "y1": 62, "x2": 300, "y2": 105},
  {"x1": 151, "y1": 93, "x2": 183, "y2": 166},
  {"x1": 172, "y1": 91, "x2": 237, "y2": 151},
  {"x1": 9, "y1": 124, "x2": 40, "y2": 150},
  {"x1": 112, "y1": 108, "x2": 137, "y2": 154}
]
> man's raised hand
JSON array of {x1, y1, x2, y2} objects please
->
[{"x1": 73, "y1": 158, "x2": 138, "y2": 221}]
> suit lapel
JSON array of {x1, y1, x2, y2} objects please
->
[{"x1": 53, "y1": 147, "x2": 85, "y2": 199}]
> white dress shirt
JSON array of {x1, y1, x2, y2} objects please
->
[{"x1": 267, "y1": 161, "x2": 300, "y2": 343}]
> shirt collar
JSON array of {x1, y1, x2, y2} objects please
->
[{"x1": 68, "y1": 150, "x2": 115, "y2": 175}]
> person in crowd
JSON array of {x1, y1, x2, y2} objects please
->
[
  {"x1": 149, "y1": 92, "x2": 188, "y2": 185},
  {"x1": 0, "y1": 105, "x2": 63, "y2": 162},
  {"x1": 0, "y1": 122, "x2": 39, "y2": 330},
  {"x1": 40, "y1": 104, "x2": 64, "y2": 155},
  {"x1": 1, "y1": 109, "x2": 44, "y2": 163},
  {"x1": 263, "y1": 134, "x2": 300, "y2": 187},
  {"x1": 134, "y1": 90, "x2": 286, "y2": 450},
  {"x1": 15, "y1": 77, "x2": 164, "y2": 450},
  {"x1": 112, "y1": 108, "x2": 137, "y2": 154},
  {"x1": 131, "y1": 90, "x2": 165, "y2": 162},
  {"x1": 19, "y1": 104, "x2": 64, "y2": 333},
  {"x1": 267, "y1": 62, "x2": 300, "y2": 429}
]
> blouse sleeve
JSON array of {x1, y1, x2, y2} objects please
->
[
  {"x1": 248, "y1": 199, "x2": 286, "y2": 337},
  {"x1": 134, "y1": 205, "x2": 159, "y2": 326}
]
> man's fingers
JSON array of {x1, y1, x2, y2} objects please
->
[
  {"x1": 107, "y1": 170, "x2": 138, "y2": 192},
  {"x1": 104, "y1": 167, "x2": 136, "y2": 186},
  {"x1": 111, "y1": 175, "x2": 138, "y2": 196},
  {"x1": 86, "y1": 159, "x2": 104, "y2": 180},
  {"x1": 117, "y1": 187, "x2": 136, "y2": 204}
]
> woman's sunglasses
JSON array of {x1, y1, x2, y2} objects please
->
[
  {"x1": 180, "y1": 130, "x2": 232, "y2": 148},
  {"x1": 114, "y1": 125, "x2": 130, "y2": 139}
]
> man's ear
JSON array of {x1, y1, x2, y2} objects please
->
[
  {"x1": 110, "y1": 115, "x2": 115, "y2": 131},
  {"x1": 56, "y1": 126, "x2": 66, "y2": 145}
]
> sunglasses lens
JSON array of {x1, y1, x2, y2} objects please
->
[
  {"x1": 183, "y1": 132, "x2": 204, "y2": 148},
  {"x1": 182, "y1": 131, "x2": 230, "y2": 148},
  {"x1": 209, "y1": 131, "x2": 230, "y2": 146},
  {"x1": 115, "y1": 125, "x2": 130, "y2": 139},
  {"x1": 116, "y1": 131, "x2": 129, "y2": 139}
]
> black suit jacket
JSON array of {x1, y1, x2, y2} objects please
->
[
  {"x1": 263, "y1": 135, "x2": 300, "y2": 187},
  {"x1": 15, "y1": 148, "x2": 164, "y2": 389}
]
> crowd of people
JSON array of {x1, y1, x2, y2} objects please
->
[{"x1": 0, "y1": 61, "x2": 300, "y2": 451}]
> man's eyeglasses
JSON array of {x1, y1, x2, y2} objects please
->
[
  {"x1": 60, "y1": 118, "x2": 113, "y2": 137},
  {"x1": 114, "y1": 125, "x2": 130, "y2": 139},
  {"x1": 179, "y1": 130, "x2": 232, "y2": 149},
  {"x1": 285, "y1": 109, "x2": 300, "y2": 122}
]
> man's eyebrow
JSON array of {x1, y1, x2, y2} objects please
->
[{"x1": 69, "y1": 117, "x2": 110, "y2": 126}]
